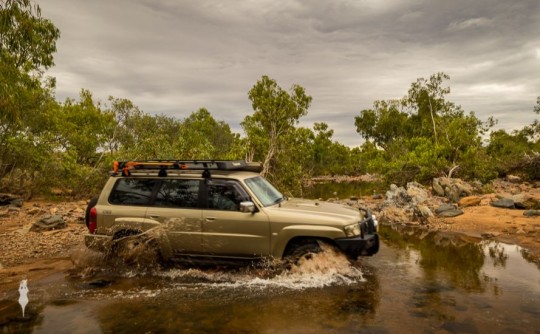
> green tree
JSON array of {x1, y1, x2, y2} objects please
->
[
  {"x1": 181, "y1": 108, "x2": 240, "y2": 159},
  {"x1": 245, "y1": 75, "x2": 312, "y2": 176},
  {"x1": 355, "y1": 73, "x2": 495, "y2": 183},
  {"x1": 0, "y1": 0, "x2": 60, "y2": 194}
]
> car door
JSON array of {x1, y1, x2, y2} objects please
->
[
  {"x1": 202, "y1": 178, "x2": 270, "y2": 258},
  {"x1": 145, "y1": 178, "x2": 203, "y2": 255}
]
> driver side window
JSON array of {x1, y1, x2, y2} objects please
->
[{"x1": 207, "y1": 179, "x2": 250, "y2": 211}]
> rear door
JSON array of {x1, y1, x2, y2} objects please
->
[
  {"x1": 202, "y1": 179, "x2": 270, "y2": 258},
  {"x1": 145, "y1": 178, "x2": 203, "y2": 254}
]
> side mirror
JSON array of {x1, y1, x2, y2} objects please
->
[{"x1": 239, "y1": 201, "x2": 257, "y2": 213}]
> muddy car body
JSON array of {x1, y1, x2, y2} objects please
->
[{"x1": 85, "y1": 160, "x2": 379, "y2": 264}]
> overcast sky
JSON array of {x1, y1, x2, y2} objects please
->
[{"x1": 40, "y1": 0, "x2": 540, "y2": 147}]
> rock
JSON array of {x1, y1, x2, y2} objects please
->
[
  {"x1": 506, "y1": 175, "x2": 522, "y2": 183},
  {"x1": 481, "y1": 232, "x2": 501, "y2": 238},
  {"x1": 432, "y1": 180, "x2": 445, "y2": 197},
  {"x1": 0, "y1": 193, "x2": 22, "y2": 206},
  {"x1": 524, "y1": 210, "x2": 540, "y2": 217},
  {"x1": 414, "y1": 205, "x2": 434, "y2": 224},
  {"x1": 27, "y1": 207, "x2": 41, "y2": 215},
  {"x1": 379, "y1": 206, "x2": 409, "y2": 224},
  {"x1": 490, "y1": 198, "x2": 515, "y2": 209},
  {"x1": 433, "y1": 177, "x2": 476, "y2": 202},
  {"x1": 406, "y1": 182, "x2": 429, "y2": 204},
  {"x1": 435, "y1": 203, "x2": 464, "y2": 217},
  {"x1": 30, "y1": 215, "x2": 67, "y2": 232},
  {"x1": 512, "y1": 194, "x2": 540, "y2": 210},
  {"x1": 458, "y1": 196, "x2": 481, "y2": 208}
]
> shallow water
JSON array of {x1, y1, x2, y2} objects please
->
[{"x1": 1, "y1": 225, "x2": 539, "y2": 333}]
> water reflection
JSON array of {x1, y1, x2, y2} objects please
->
[
  {"x1": 380, "y1": 224, "x2": 488, "y2": 292},
  {"x1": 303, "y1": 180, "x2": 386, "y2": 200},
  {"x1": 2, "y1": 226, "x2": 540, "y2": 333}
]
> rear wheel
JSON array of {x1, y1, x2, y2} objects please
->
[{"x1": 109, "y1": 230, "x2": 162, "y2": 267}]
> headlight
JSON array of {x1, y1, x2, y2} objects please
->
[{"x1": 344, "y1": 223, "x2": 361, "y2": 237}]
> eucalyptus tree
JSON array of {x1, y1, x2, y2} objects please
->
[{"x1": 245, "y1": 75, "x2": 312, "y2": 176}]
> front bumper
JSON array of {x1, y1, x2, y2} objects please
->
[
  {"x1": 334, "y1": 233, "x2": 379, "y2": 258},
  {"x1": 335, "y1": 208, "x2": 379, "y2": 258},
  {"x1": 84, "y1": 233, "x2": 112, "y2": 252}
]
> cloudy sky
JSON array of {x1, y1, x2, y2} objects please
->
[{"x1": 40, "y1": 0, "x2": 540, "y2": 146}]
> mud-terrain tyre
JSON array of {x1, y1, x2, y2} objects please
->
[
  {"x1": 85, "y1": 196, "x2": 98, "y2": 228},
  {"x1": 283, "y1": 239, "x2": 322, "y2": 268},
  {"x1": 109, "y1": 230, "x2": 162, "y2": 267}
]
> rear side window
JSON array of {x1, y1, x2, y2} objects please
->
[
  {"x1": 155, "y1": 179, "x2": 200, "y2": 208},
  {"x1": 109, "y1": 178, "x2": 159, "y2": 205}
]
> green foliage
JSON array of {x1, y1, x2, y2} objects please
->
[
  {"x1": 2, "y1": 1, "x2": 539, "y2": 196},
  {"x1": 245, "y1": 75, "x2": 312, "y2": 176},
  {"x1": 355, "y1": 73, "x2": 496, "y2": 184}
]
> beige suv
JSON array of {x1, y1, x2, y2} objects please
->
[{"x1": 85, "y1": 160, "x2": 379, "y2": 264}]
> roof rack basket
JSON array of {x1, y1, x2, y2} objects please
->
[{"x1": 111, "y1": 160, "x2": 262, "y2": 177}]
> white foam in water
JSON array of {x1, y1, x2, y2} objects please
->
[{"x1": 159, "y1": 246, "x2": 365, "y2": 290}]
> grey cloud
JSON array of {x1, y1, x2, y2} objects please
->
[{"x1": 41, "y1": 0, "x2": 540, "y2": 147}]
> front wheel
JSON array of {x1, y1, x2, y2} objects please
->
[{"x1": 283, "y1": 239, "x2": 323, "y2": 269}]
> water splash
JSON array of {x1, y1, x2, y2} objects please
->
[{"x1": 18, "y1": 280, "x2": 29, "y2": 317}]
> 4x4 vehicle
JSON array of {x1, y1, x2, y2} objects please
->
[{"x1": 85, "y1": 160, "x2": 379, "y2": 264}]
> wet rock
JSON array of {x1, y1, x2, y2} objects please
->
[
  {"x1": 435, "y1": 203, "x2": 464, "y2": 217},
  {"x1": 458, "y1": 196, "x2": 481, "y2": 208},
  {"x1": 490, "y1": 198, "x2": 515, "y2": 209},
  {"x1": 30, "y1": 215, "x2": 67, "y2": 232}
]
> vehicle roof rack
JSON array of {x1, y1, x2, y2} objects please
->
[{"x1": 111, "y1": 160, "x2": 262, "y2": 177}]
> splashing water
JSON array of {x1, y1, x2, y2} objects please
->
[
  {"x1": 71, "y1": 225, "x2": 365, "y2": 294},
  {"x1": 18, "y1": 280, "x2": 29, "y2": 317}
]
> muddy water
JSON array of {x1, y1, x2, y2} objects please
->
[{"x1": 1, "y1": 225, "x2": 540, "y2": 334}]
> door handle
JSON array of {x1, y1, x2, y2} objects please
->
[
  {"x1": 205, "y1": 217, "x2": 216, "y2": 222},
  {"x1": 148, "y1": 215, "x2": 160, "y2": 219}
]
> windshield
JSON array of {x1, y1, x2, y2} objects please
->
[{"x1": 244, "y1": 176, "x2": 284, "y2": 207}]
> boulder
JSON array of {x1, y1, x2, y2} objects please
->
[
  {"x1": 379, "y1": 206, "x2": 409, "y2": 224},
  {"x1": 406, "y1": 182, "x2": 429, "y2": 204},
  {"x1": 432, "y1": 177, "x2": 476, "y2": 202},
  {"x1": 506, "y1": 175, "x2": 522, "y2": 183},
  {"x1": 0, "y1": 193, "x2": 23, "y2": 206},
  {"x1": 414, "y1": 205, "x2": 434, "y2": 224},
  {"x1": 490, "y1": 198, "x2": 515, "y2": 209},
  {"x1": 512, "y1": 194, "x2": 540, "y2": 210},
  {"x1": 30, "y1": 215, "x2": 67, "y2": 232},
  {"x1": 458, "y1": 196, "x2": 481, "y2": 208},
  {"x1": 523, "y1": 210, "x2": 540, "y2": 217},
  {"x1": 435, "y1": 203, "x2": 464, "y2": 217}
]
